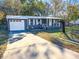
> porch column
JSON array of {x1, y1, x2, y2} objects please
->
[
  {"x1": 53, "y1": 20, "x2": 56, "y2": 23},
  {"x1": 40, "y1": 19, "x2": 42, "y2": 25},
  {"x1": 33, "y1": 19, "x2": 35, "y2": 25},
  {"x1": 28, "y1": 19, "x2": 31, "y2": 25},
  {"x1": 53, "y1": 20, "x2": 56, "y2": 27},
  {"x1": 49, "y1": 19, "x2": 52, "y2": 26},
  {"x1": 36, "y1": 19, "x2": 39, "y2": 25},
  {"x1": 58, "y1": 23, "x2": 60, "y2": 27},
  {"x1": 58, "y1": 20, "x2": 61, "y2": 27},
  {"x1": 47, "y1": 19, "x2": 49, "y2": 26}
]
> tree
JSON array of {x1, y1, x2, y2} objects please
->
[
  {"x1": 50, "y1": 0, "x2": 66, "y2": 33},
  {"x1": 67, "y1": 5, "x2": 79, "y2": 22},
  {"x1": 50, "y1": 0, "x2": 64, "y2": 16},
  {"x1": 4, "y1": 0, "x2": 22, "y2": 15},
  {"x1": 20, "y1": 0, "x2": 46, "y2": 16},
  {"x1": 4, "y1": 0, "x2": 46, "y2": 16},
  {"x1": 0, "y1": 11, "x2": 5, "y2": 20},
  {"x1": 0, "y1": 11, "x2": 6, "y2": 24},
  {"x1": 61, "y1": 5, "x2": 79, "y2": 33},
  {"x1": 65, "y1": 3, "x2": 79, "y2": 38}
]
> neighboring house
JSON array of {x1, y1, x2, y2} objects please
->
[
  {"x1": 70, "y1": 19, "x2": 79, "y2": 25},
  {"x1": 6, "y1": 15, "x2": 63, "y2": 34}
]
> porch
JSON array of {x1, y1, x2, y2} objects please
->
[
  {"x1": 7, "y1": 15, "x2": 63, "y2": 34},
  {"x1": 25, "y1": 19, "x2": 61, "y2": 30},
  {"x1": 9, "y1": 26, "x2": 62, "y2": 34}
]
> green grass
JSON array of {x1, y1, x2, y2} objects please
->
[
  {"x1": 37, "y1": 32, "x2": 75, "y2": 45},
  {"x1": 0, "y1": 38, "x2": 7, "y2": 45},
  {"x1": 65, "y1": 25, "x2": 79, "y2": 39},
  {"x1": 0, "y1": 30, "x2": 8, "y2": 45},
  {"x1": 0, "y1": 38, "x2": 7, "y2": 44},
  {"x1": 37, "y1": 32, "x2": 79, "y2": 52},
  {"x1": 0, "y1": 31, "x2": 7, "y2": 58},
  {"x1": 65, "y1": 25, "x2": 79, "y2": 32},
  {"x1": 0, "y1": 31, "x2": 7, "y2": 34},
  {"x1": 73, "y1": 34, "x2": 79, "y2": 39}
]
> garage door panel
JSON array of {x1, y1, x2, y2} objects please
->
[{"x1": 9, "y1": 20, "x2": 25, "y2": 31}]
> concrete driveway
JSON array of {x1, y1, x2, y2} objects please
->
[{"x1": 2, "y1": 34, "x2": 79, "y2": 59}]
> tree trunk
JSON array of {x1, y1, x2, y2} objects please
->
[{"x1": 60, "y1": 20, "x2": 65, "y2": 33}]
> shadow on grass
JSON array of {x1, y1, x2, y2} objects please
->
[
  {"x1": 64, "y1": 32, "x2": 79, "y2": 43},
  {"x1": 52, "y1": 39, "x2": 64, "y2": 52},
  {"x1": 64, "y1": 33, "x2": 72, "y2": 40}
]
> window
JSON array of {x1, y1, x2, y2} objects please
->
[
  {"x1": 9, "y1": 20, "x2": 12, "y2": 22},
  {"x1": 16, "y1": 20, "x2": 21, "y2": 22},
  {"x1": 42, "y1": 19, "x2": 46, "y2": 24},
  {"x1": 38, "y1": 19, "x2": 41, "y2": 24},
  {"x1": 13, "y1": 20, "x2": 15, "y2": 22},
  {"x1": 9, "y1": 19, "x2": 22, "y2": 22}
]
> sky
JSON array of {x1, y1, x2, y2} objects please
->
[
  {"x1": 0, "y1": 0, "x2": 79, "y2": 5},
  {"x1": 44, "y1": 0, "x2": 79, "y2": 4}
]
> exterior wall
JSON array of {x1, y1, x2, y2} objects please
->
[
  {"x1": 33, "y1": 19, "x2": 35, "y2": 25},
  {"x1": 9, "y1": 20, "x2": 25, "y2": 31},
  {"x1": 36, "y1": 19, "x2": 39, "y2": 25},
  {"x1": 40, "y1": 19, "x2": 42, "y2": 24}
]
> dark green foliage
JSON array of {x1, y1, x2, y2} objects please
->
[
  {"x1": 20, "y1": 0, "x2": 26, "y2": 4},
  {"x1": 4, "y1": 0, "x2": 46, "y2": 16},
  {"x1": 20, "y1": 0, "x2": 46, "y2": 16}
]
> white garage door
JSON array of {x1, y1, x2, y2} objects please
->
[{"x1": 9, "y1": 20, "x2": 25, "y2": 31}]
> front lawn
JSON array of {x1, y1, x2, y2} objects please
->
[
  {"x1": 65, "y1": 25, "x2": 79, "y2": 32},
  {"x1": 0, "y1": 32, "x2": 7, "y2": 58},
  {"x1": 0, "y1": 31, "x2": 8, "y2": 58},
  {"x1": 65, "y1": 25, "x2": 79, "y2": 39},
  {"x1": 36, "y1": 32, "x2": 79, "y2": 52}
]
